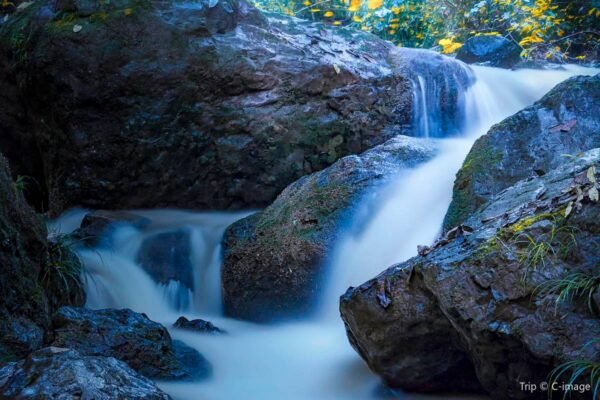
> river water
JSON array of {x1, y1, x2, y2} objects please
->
[{"x1": 50, "y1": 64, "x2": 598, "y2": 400}]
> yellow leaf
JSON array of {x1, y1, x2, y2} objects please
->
[
  {"x1": 324, "y1": 10, "x2": 334, "y2": 17},
  {"x1": 367, "y1": 0, "x2": 382, "y2": 10},
  {"x1": 348, "y1": 0, "x2": 360, "y2": 11}
]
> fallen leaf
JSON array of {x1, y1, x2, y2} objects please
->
[
  {"x1": 589, "y1": 186, "x2": 599, "y2": 202},
  {"x1": 73, "y1": 24, "x2": 83, "y2": 33},
  {"x1": 565, "y1": 201, "x2": 573, "y2": 217},
  {"x1": 587, "y1": 165, "x2": 597, "y2": 183},
  {"x1": 17, "y1": 1, "x2": 33, "y2": 10},
  {"x1": 549, "y1": 119, "x2": 576, "y2": 133},
  {"x1": 333, "y1": 63, "x2": 341, "y2": 74}
]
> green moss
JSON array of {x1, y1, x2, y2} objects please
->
[{"x1": 444, "y1": 138, "x2": 503, "y2": 230}]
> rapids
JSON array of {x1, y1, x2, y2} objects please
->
[{"x1": 51, "y1": 64, "x2": 599, "y2": 400}]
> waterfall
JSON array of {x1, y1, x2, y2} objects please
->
[{"x1": 51, "y1": 64, "x2": 598, "y2": 400}]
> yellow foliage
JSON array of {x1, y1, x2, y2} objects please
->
[
  {"x1": 439, "y1": 37, "x2": 463, "y2": 54},
  {"x1": 367, "y1": 0, "x2": 382, "y2": 10},
  {"x1": 348, "y1": 0, "x2": 360, "y2": 11},
  {"x1": 324, "y1": 10, "x2": 334, "y2": 17}
]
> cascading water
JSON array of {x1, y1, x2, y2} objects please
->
[{"x1": 52, "y1": 64, "x2": 598, "y2": 400}]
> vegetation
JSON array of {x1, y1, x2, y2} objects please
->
[
  {"x1": 535, "y1": 269, "x2": 600, "y2": 313},
  {"x1": 549, "y1": 340, "x2": 600, "y2": 400},
  {"x1": 253, "y1": 0, "x2": 599, "y2": 60}
]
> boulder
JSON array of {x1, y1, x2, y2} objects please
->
[
  {"x1": 456, "y1": 35, "x2": 521, "y2": 68},
  {"x1": 51, "y1": 306, "x2": 211, "y2": 380},
  {"x1": 136, "y1": 229, "x2": 194, "y2": 290},
  {"x1": 444, "y1": 73, "x2": 600, "y2": 231},
  {"x1": 222, "y1": 135, "x2": 437, "y2": 322},
  {"x1": 0, "y1": 347, "x2": 172, "y2": 399},
  {"x1": 341, "y1": 148, "x2": 600, "y2": 399},
  {"x1": 74, "y1": 210, "x2": 151, "y2": 243},
  {"x1": 0, "y1": 154, "x2": 84, "y2": 362},
  {"x1": 0, "y1": 0, "x2": 471, "y2": 215},
  {"x1": 173, "y1": 316, "x2": 225, "y2": 334}
]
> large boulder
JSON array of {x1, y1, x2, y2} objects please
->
[
  {"x1": 341, "y1": 148, "x2": 600, "y2": 399},
  {"x1": 222, "y1": 135, "x2": 437, "y2": 322},
  {"x1": 0, "y1": 0, "x2": 471, "y2": 215},
  {"x1": 456, "y1": 35, "x2": 521, "y2": 68},
  {"x1": 444, "y1": 73, "x2": 600, "y2": 231},
  {"x1": 51, "y1": 306, "x2": 211, "y2": 380},
  {"x1": 0, "y1": 347, "x2": 171, "y2": 399},
  {"x1": 0, "y1": 154, "x2": 84, "y2": 363}
]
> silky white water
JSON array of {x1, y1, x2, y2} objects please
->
[{"x1": 52, "y1": 64, "x2": 598, "y2": 400}]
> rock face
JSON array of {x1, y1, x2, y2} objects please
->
[
  {"x1": 51, "y1": 306, "x2": 211, "y2": 380},
  {"x1": 0, "y1": 347, "x2": 172, "y2": 400},
  {"x1": 0, "y1": 0, "x2": 471, "y2": 215},
  {"x1": 456, "y1": 35, "x2": 521, "y2": 68},
  {"x1": 342, "y1": 149, "x2": 600, "y2": 399},
  {"x1": 0, "y1": 154, "x2": 84, "y2": 363},
  {"x1": 222, "y1": 135, "x2": 437, "y2": 321},
  {"x1": 444, "y1": 73, "x2": 600, "y2": 231}
]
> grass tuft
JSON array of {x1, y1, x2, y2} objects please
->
[{"x1": 535, "y1": 270, "x2": 600, "y2": 313}]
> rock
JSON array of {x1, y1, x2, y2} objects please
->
[
  {"x1": 74, "y1": 210, "x2": 151, "y2": 243},
  {"x1": 173, "y1": 316, "x2": 225, "y2": 334},
  {"x1": 0, "y1": 0, "x2": 471, "y2": 215},
  {"x1": 0, "y1": 154, "x2": 84, "y2": 362},
  {"x1": 0, "y1": 347, "x2": 172, "y2": 399},
  {"x1": 136, "y1": 229, "x2": 194, "y2": 290},
  {"x1": 341, "y1": 148, "x2": 600, "y2": 399},
  {"x1": 456, "y1": 35, "x2": 521, "y2": 68},
  {"x1": 444, "y1": 73, "x2": 600, "y2": 231},
  {"x1": 51, "y1": 306, "x2": 211, "y2": 380},
  {"x1": 222, "y1": 135, "x2": 437, "y2": 322}
]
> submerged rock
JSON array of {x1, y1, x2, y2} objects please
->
[
  {"x1": 0, "y1": 347, "x2": 172, "y2": 399},
  {"x1": 444, "y1": 73, "x2": 600, "y2": 231},
  {"x1": 222, "y1": 135, "x2": 437, "y2": 322},
  {"x1": 341, "y1": 147, "x2": 600, "y2": 398},
  {"x1": 456, "y1": 35, "x2": 521, "y2": 68},
  {"x1": 51, "y1": 306, "x2": 211, "y2": 380},
  {"x1": 74, "y1": 210, "x2": 151, "y2": 243},
  {"x1": 173, "y1": 316, "x2": 226, "y2": 334},
  {"x1": 0, "y1": 0, "x2": 471, "y2": 215},
  {"x1": 136, "y1": 229, "x2": 194, "y2": 290}
]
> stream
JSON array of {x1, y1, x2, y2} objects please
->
[{"x1": 50, "y1": 64, "x2": 598, "y2": 400}]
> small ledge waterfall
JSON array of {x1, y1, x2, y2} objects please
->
[{"x1": 52, "y1": 64, "x2": 598, "y2": 400}]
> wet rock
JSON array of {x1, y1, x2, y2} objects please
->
[
  {"x1": 0, "y1": 154, "x2": 84, "y2": 362},
  {"x1": 456, "y1": 35, "x2": 521, "y2": 68},
  {"x1": 0, "y1": 0, "x2": 471, "y2": 215},
  {"x1": 444, "y1": 73, "x2": 600, "y2": 231},
  {"x1": 136, "y1": 229, "x2": 194, "y2": 290},
  {"x1": 222, "y1": 136, "x2": 438, "y2": 322},
  {"x1": 74, "y1": 210, "x2": 151, "y2": 242},
  {"x1": 174, "y1": 316, "x2": 226, "y2": 334},
  {"x1": 341, "y1": 149, "x2": 600, "y2": 399},
  {"x1": 0, "y1": 347, "x2": 172, "y2": 399},
  {"x1": 51, "y1": 306, "x2": 211, "y2": 380}
]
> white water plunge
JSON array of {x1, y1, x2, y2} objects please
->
[{"x1": 52, "y1": 64, "x2": 598, "y2": 400}]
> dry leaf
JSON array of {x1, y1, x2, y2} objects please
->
[
  {"x1": 587, "y1": 165, "x2": 597, "y2": 183},
  {"x1": 73, "y1": 24, "x2": 83, "y2": 33},
  {"x1": 589, "y1": 186, "x2": 599, "y2": 202},
  {"x1": 333, "y1": 63, "x2": 341, "y2": 74},
  {"x1": 549, "y1": 119, "x2": 576, "y2": 133},
  {"x1": 565, "y1": 201, "x2": 573, "y2": 217}
]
